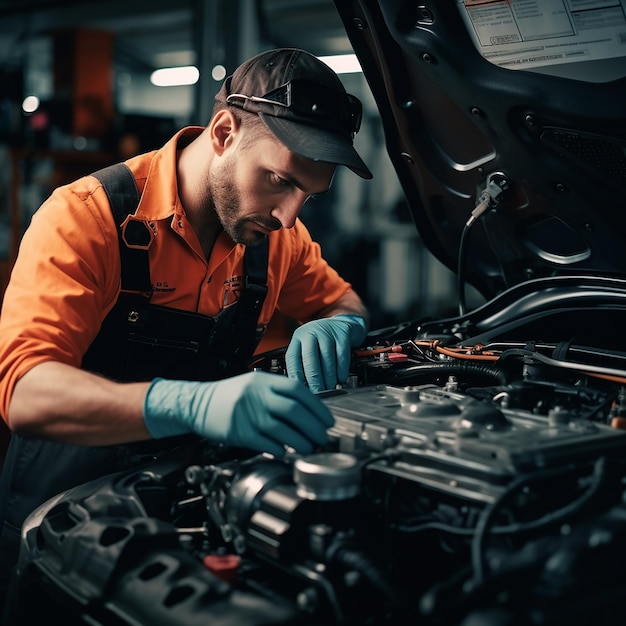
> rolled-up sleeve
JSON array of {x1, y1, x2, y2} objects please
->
[{"x1": 0, "y1": 181, "x2": 120, "y2": 423}]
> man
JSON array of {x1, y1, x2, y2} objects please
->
[{"x1": 0, "y1": 48, "x2": 371, "y2": 608}]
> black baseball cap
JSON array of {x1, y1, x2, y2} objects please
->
[{"x1": 215, "y1": 48, "x2": 373, "y2": 179}]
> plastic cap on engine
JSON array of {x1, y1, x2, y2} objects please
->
[
  {"x1": 293, "y1": 452, "x2": 361, "y2": 501},
  {"x1": 203, "y1": 554, "x2": 241, "y2": 584}
]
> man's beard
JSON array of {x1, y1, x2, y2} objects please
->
[{"x1": 210, "y1": 168, "x2": 281, "y2": 246}]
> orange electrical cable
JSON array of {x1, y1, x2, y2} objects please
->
[
  {"x1": 435, "y1": 346, "x2": 500, "y2": 361},
  {"x1": 584, "y1": 372, "x2": 626, "y2": 385}
]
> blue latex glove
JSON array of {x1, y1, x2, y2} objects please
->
[
  {"x1": 285, "y1": 314, "x2": 367, "y2": 393},
  {"x1": 143, "y1": 371, "x2": 334, "y2": 457}
]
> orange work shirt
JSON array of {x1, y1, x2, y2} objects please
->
[{"x1": 0, "y1": 127, "x2": 353, "y2": 423}]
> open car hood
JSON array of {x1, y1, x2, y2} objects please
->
[{"x1": 334, "y1": 0, "x2": 626, "y2": 302}]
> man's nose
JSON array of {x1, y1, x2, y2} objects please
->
[{"x1": 270, "y1": 193, "x2": 308, "y2": 229}]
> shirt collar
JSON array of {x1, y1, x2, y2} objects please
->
[{"x1": 133, "y1": 126, "x2": 204, "y2": 221}]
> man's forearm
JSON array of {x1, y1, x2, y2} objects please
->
[
  {"x1": 315, "y1": 289, "x2": 369, "y2": 325},
  {"x1": 7, "y1": 361, "x2": 152, "y2": 446}
]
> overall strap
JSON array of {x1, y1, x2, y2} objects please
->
[
  {"x1": 89, "y1": 162, "x2": 269, "y2": 374},
  {"x1": 91, "y1": 163, "x2": 152, "y2": 293}
]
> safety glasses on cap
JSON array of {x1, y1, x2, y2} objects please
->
[{"x1": 226, "y1": 79, "x2": 363, "y2": 137}]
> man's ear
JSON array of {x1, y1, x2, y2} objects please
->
[{"x1": 210, "y1": 109, "x2": 240, "y2": 155}]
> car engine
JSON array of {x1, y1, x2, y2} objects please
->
[{"x1": 10, "y1": 304, "x2": 626, "y2": 626}]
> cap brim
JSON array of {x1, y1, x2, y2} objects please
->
[{"x1": 259, "y1": 114, "x2": 373, "y2": 180}]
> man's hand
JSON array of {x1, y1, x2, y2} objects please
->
[
  {"x1": 143, "y1": 371, "x2": 334, "y2": 457},
  {"x1": 285, "y1": 314, "x2": 367, "y2": 392}
]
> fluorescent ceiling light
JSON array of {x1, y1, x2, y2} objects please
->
[
  {"x1": 317, "y1": 54, "x2": 362, "y2": 74},
  {"x1": 151, "y1": 65, "x2": 200, "y2": 87},
  {"x1": 149, "y1": 53, "x2": 361, "y2": 88}
]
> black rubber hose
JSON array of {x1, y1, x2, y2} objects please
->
[{"x1": 364, "y1": 361, "x2": 513, "y2": 387}]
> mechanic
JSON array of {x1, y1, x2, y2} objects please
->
[{"x1": 0, "y1": 47, "x2": 371, "y2": 609}]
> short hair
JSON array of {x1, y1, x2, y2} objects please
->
[{"x1": 211, "y1": 100, "x2": 273, "y2": 148}]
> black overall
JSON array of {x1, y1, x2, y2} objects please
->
[{"x1": 0, "y1": 163, "x2": 269, "y2": 610}]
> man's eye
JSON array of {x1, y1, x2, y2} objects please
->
[{"x1": 272, "y1": 174, "x2": 290, "y2": 187}]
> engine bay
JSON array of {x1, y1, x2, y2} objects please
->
[{"x1": 11, "y1": 315, "x2": 626, "y2": 626}]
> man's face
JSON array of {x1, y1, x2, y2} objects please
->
[{"x1": 209, "y1": 132, "x2": 336, "y2": 246}]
